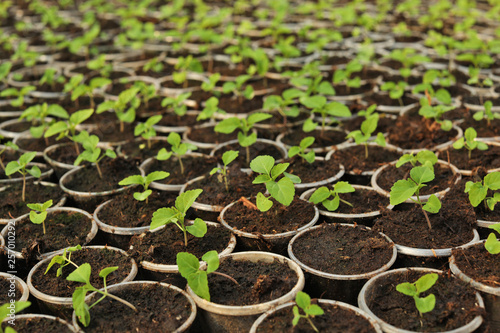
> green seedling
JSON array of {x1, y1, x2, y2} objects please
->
[
  {"x1": 71, "y1": 264, "x2": 137, "y2": 327},
  {"x1": 222, "y1": 74, "x2": 254, "y2": 104},
  {"x1": 134, "y1": 115, "x2": 162, "y2": 149},
  {"x1": 396, "y1": 150, "x2": 438, "y2": 170},
  {"x1": 173, "y1": 55, "x2": 203, "y2": 88},
  {"x1": 96, "y1": 87, "x2": 140, "y2": 132},
  {"x1": 27, "y1": 199, "x2": 53, "y2": 235},
  {"x1": 452, "y1": 127, "x2": 488, "y2": 159},
  {"x1": 418, "y1": 98, "x2": 454, "y2": 131},
  {"x1": 0, "y1": 86, "x2": 35, "y2": 108},
  {"x1": 290, "y1": 75, "x2": 335, "y2": 98},
  {"x1": 380, "y1": 81, "x2": 407, "y2": 107},
  {"x1": 197, "y1": 96, "x2": 226, "y2": 121},
  {"x1": 396, "y1": 273, "x2": 438, "y2": 316},
  {"x1": 308, "y1": 182, "x2": 355, "y2": 212},
  {"x1": 250, "y1": 155, "x2": 301, "y2": 211},
  {"x1": 300, "y1": 95, "x2": 351, "y2": 136},
  {"x1": 386, "y1": 48, "x2": 430, "y2": 79},
  {"x1": 161, "y1": 92, "x2": 192, "y2": 117},
  {"x1": 214, "y1": 113, "x2": 272, "y2": 164},
  {"x1": 210, "y1": 150, "x2": 239, "y2": 192},
  {"x1": 473, "y1": 101, "x2": 500, "y2": 126},
  {"x1": 464, "y1": 171, "x2": 500, "y2": 210},
  {"x1": 20, "y1": 103, "x2": 69, "y2": 139},
  {"x1": 262, "y1": 88, "x2": 304, "y2": 126},
  {"x1": 484, "y1": 224, "x2": 500, "y2": 255},
  {"x1": 466, "y1": 67, "x2": 493, "y2": 105},
  {"x1": 0, "y1": 139, "x2": 18, "y2": 172},
  {"x1": 119, "y1": 171, "x2": 170, "y2": 204},
  {"x1": 87, "y1": 55, "x2": 113, "y2": 78},
  {"x1": 0, "y1": 301, "x2": 31, "y2": 333},
  {"x1": 0, "y1": 62, "x2": 12, "y2": 85},
  {"x1": 64, "y1": 75, "x2": 111, "y2": 109},
  {"x1": 150, "y1": 189, "x2": 206, "y2": 246},
  {"x1": 73, "y1": 131, "x2": 117, "y2": 179},
  {"x1": 332, "y1": 59, "x2": 363, "y2": 93},
  {"x1": 156, "y1": 132, "x2": 197, "y2": 175},
  {"x1": 5, "y1": 152, "x2": 41, "y2": 202},
  {"x1": 44, "y1": 244, "x2": 82, "y2": 277},
  {"x1": 39, "y1": 68, "x2": 65, "y2": 90},
  {"x1": 292, "y1": 291, "x2": 324, "y2": 332},
  {"x1": 346, "y1": 106, "x2": 386, "y2": 159},
  {"x1": 201, "y1": 73, "x2": 221, "y2": 93},
  {"x1": 288, "y1": 136, "x2": 315, "y2": 164}
]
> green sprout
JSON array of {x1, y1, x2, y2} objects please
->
[
  {"x1": 300, "y1": 95, "x2": 351, "y2": 136},
  {"x1": 292, "y1": 291, "x2": 324, "y2": 332},
  {"x1": 464, "y1": 171, "x2": 500, "y2": 210},
  {"x1": 5, "y1": 152, "x2": 41, "y2": 202},
  {"x1": 484, "y1": 224, "x2": 500, "y2": 255},
  {"x1": 0, "y1": 301, "x2": 31, "y2": 333},
  {"x1": 380, "y1": 81, "x2": 407, "y2": 107},
  {"x1": 396, "y1": 273, "x2": 438, "y2": 316},
  {"x1": 197, "y1": 96, "x2": 226, "y2": 122},
  {"x1": 156, "y1": 132, "x2": 197, "y2": 175},
  {"x1": 96, "y1": 87, "x2": 140, "y2": 133},
  {"x1": 473, "y1": 101, "x2": 500, "y2": 126},
  {"x1": 44, "y1": 244, "x2": 82, "y2": 277},
  {"x1": 452, "y1": 127, "x2": 488, "y2": 159},
  {"x1": 346, "y1": 105, "x2": 386, "y2": 158},
  {"x1": 134, "y1": 115, "x2": 162, "y2": 149},
  {"x1": 308, "y1": 182, "x2": 355, "y2": 212},
  {"x1": 210, "y1": 150, "x2": 239, "y2": 192},
  {"x1": 0, "y1": 140, "x2": 18, "y2": 172},
  {"x1": 161, "y1": 92, "x2": 192, "y2": 117},
  {"x1": 73, "y1": 131, "x2": 117, "y2": 179},
  {"x1": 26, "y1": 199, "x2": 53, "y2": 235},
  {"x1": 288, "y1": 137, "x2": 315, "y2": 164},
  {"x1": 118, "y1": 171, "x2": 170, "y2": 204},
  {"x1": 177, "y1": 251, "x2": 218, "y2": 302}
]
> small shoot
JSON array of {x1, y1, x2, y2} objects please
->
[
  {"x1": 96, "y1": 87, "x2": 140, "y2": 132},
  {"x1": 396, "y1": 150, "x2": 438, "y2": 170},
  {"x1": 300, "y1": 96, "x2": 351, "y2": 136},
  {"x1": 484, "y1": 224, "x2": 500, "y2": 255},
  {"x1": 308, "y1": 182, "x2": 355, "y2": 212},
  {"x1": 346, "y1": 105, "x2": 386, "y2": 159},
  {"x1": 396, "y1": 273, "x2": 438, "y2": 317},
  {"x1": 288, "y1": 137, "x2": 315, "y2": 164},
  {"x1": 210, "y1": 150, "x2": 239, "y2": 192},
  {"x1": 473, "y1": 101, "x2": 500, "y2": 126},
  {"x1": 44, "y1": 244, "x2": 82, "y2": 277},
  {"x1": 26, "y1": 199, "x2": 53, "y2": 235},
  {"x1": 134, "y1": 114, "x2": 162, "y2": 149},
  {"x1": 161, "y1": 92, "x2": 192, "y2": 117},
  {"x1": 380, "y1": 81, "x2": 407, "y2": 106},
  {"x1": 73, "y1": 131, "x2": 117, "y2": 179},
  {"x1": 118, "y1": 171, "x2": 170, "y2": 204},
  {"x1": 197, "y1": 96, "x2": 226, "y2": 122},
  {"x1": 0, "y1": 301, "x2": 31, "y2": 333},
  {"x1": 464, "y1": 171, "x2": 500, "y2": 210},
  {"x1": 452, "y1": 127, "x2": 488, "y2": 159},
  {"x1": 0, "y1": 139, "x2": 18, "y2": 172},
  {"x1": 156, "y1": 132, "x2": 197, "y2": 175},
  {"x1": 292, "y1": 291, "x2": 324, "y2": 332},
  {"x1": 177, "y1": 251, "x2": 219, "y2": 302},
  {"x1": 5, "y1": 152, "x2": 41, "y2": 202}
]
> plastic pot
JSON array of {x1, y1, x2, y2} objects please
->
[{"x1": 3, "y1": 314, "x2": 78, "y2": 332}]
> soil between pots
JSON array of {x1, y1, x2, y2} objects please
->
[
  {"x1": 451, "y1": 243, "x2": 500, "y2": 288},
  {"x1": 284, "y1": 157, "x2": 341, "y2": 184},
  {"x1": 2, "y1": 316, "x2": 75, "y2": 332},
  {"x1": 439, "y1": 145, "x2": 500, "y2": 171},
  {"x1": 365, "y1": 269, "x2": 483, "y2": 332},
  {"x1": 279, "y1": 128, "x2": 348, "y2": 149},
  {"x1": 31, "y1": 247, "x2": 133, "y2": 298}
]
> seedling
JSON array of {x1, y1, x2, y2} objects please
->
[
  {"x1": 20, "y1": 103, "x2": 69, "y2": 139},
  {"x1": 39, "y1": 68, "x2": 65, "y2": 90},
  {"x1": 210, "y1": 150, "x2": 239, "y2": 192},
  {"x1": 300, "y1": 95, "x2": 351, "y2": 136},
  {"x1": 44, "y1": 109, "x2": 94, "y2": 155},
  {"x1": 0, "y1": 301, "x2": 31, "y2": 333},
  {"x1": 200, "y1": 73, "x2": 221, "y2": 94},
  {"x1": 71, "y1": 264, "x2": 137, "y2": 327},
  {"x1": 308, "y1": 182, "x2": 355, "y2": 212},
  {"x1": 290, "y1": 75, "x2": 335, "y2": 98},
  {"x1": 44, "y1": 244, "x2": 82, "y2": 277},
  {"x1": 292, "y1": 291, "x2": 324, "y2": 332},
  {"x1": 5, "y1": 152, "x2": 41, "y2": 202},
  {"x1": 73, "y1": 131, "x2": 117, "y2": 179},
  {"x1": 250, "y1": 155, "x2": 301, "y2": 211},
  {"x1": 386, "y1": 48, "x2": 430, "y2": 79},
  {"x1": 172, "y1": 55, "x2": 203, "y2": 88},
  {"x1": 346, "y1": 105, "x2": 386, "y2": 158},
  {"x1": 161, "y1": 92, "x2": 192, "y2": 117},
  {"x1": 262, "y1": 88, "x2": 303, "y2": 126},
  {"x1": 484, "y1": 224, "x2": 500, "y2": 255},
  {"x1": 380, "y1": 81, "x2": 407, "y2": 107},
  {"x1": 221, "y1": 74, "x2": 254, "y2": 104},
  {"x1": 150, "y1": 189, "x2": 207, "y2": 246},
  {"x1": 332, "y1": 59, "x2": 363, "y2": 93},
  {"x1": 134, "y1": 115, "x2": 162, "y2": 149},
  {"x1": 396, "y1": 273, "x2": 438, "y2": 316},
  {"x1": 466, "y1": 67, "x2": 493, "y2": 104},
  {"x1": 0, "y1": 139, "x2": 18, "y2": 172},
  {"x1": 288, "y1": 137, "x2": 315, "y2": 164},
  {"x1": 197, "y1": 96, "x2": 226, "y2": 121},
  {"x1": 452, "y1": 127, "x2": 488, "y2": 159},
  {"x1": 119, "y1": 171, "x2": 169, "y2": 204},
  {"x1": 63, "y1": 75, "x2": 111, "y2": 109},
  {"x1": 156, "y1": 132, "x2": 197, "y2": 175},
  {"x1": 396, "y1": 150, "x2": 438, "y2": 170},
  {"x1": 214, "y1": 113, "x2": 272, "y2": 164},
  {"x1": 418, "y1": 98, "x2": 454, "y2": 131},
  {"x1": 96, "y1": 87, "x2": 140, "y2": 132},
  {"x1": 473, "y1": 101, "x2": 500, "y2": 126},
  {"x1": 27, "y1": 199, "x2": 53, "y2": 235},
  {"x1": 0, "y1": 86, "x2": 35, "y2": 108},
  {"x1": 464, "y1": 171, "x2": 500, "y2": 210}
]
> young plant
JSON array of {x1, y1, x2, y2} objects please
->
[
  {"x1": 173, "y1": 55, "x2": 203, "y2": 88},
  {"x1": 292, "y1": 291, "x2": 324, "y2": 332},
  {"x1": 44, "y1": 244, "x2": 82, "y2": 277},
  {"x1": 222, "y1": 74, "x2": 255, "y2": 104},
  {"x1": 380, "y1": 81, "x2": 407, "y2": 106},
  {"x1": 73, "y1": 132, "x2": 117, "y2": 179},
  {"x1": 210, "y1": 150, "x2": 239, "y2": 192},
  {"x1": 19, "y1": 103, "x2": 69, "y2": 139},
  {"x1": 386, "y1": 48, "x2": 430, "y2": 80},
  {"x1": 214, "y1": 113, "x2": 272, "y2": 164},
  {"x1": 464, "y1": 171, "x2": 500, "y2": 210},
  {"x1": 452, "y1": 127, "x2": 488, "y2": 159},
  {"x1": 396, "y1": 150, "x2": 438, "y2": 170},
  {"x1": 332, "y1": 59, "x2": 363, "y2": 93},
  {"x1": 473, "y1": 101, "x2": 500, "y2": 126},
  {"x1": 299, "y1": 95, "x2": 351, "y2": 136},
  {"x1": 484, "y1": 224, "x2": 500, "y2": 255},
  {"x1": 262, "y1": 88, "x2": 303, "y2": 126},
  {"x1": 396, "y1": 273, "x2": 438, "y2": 316},
  {"x1": 38, "y1": 68, "x2": 65, "y2": 90},
  {"x1": 5, "y1": 152, "x2": 41, "y2": 202},
  {"x1": 63, "y1": 75, "x2": 111, "y2": 109},
  {"x1": 418, "y1": 98, "x2": 454, "y2": 131},
  {"x1": 161, "y1": 92, "x2": 192, "y2": 117},
  {"x1": 150, "y1": 189, "x2": 206, "y2": 246},
  {"x1": 346, "y1": 106, "x2": 386, "y2": 159},
  {"x1": 0, "y1": 139, "x2": 18, "y2": 172},
  {"x1": 156, "y1": 132, "x2": 197, "y2": 175},
  {"x1": 197, "y1": 96, "x2": 226, "y2": 121},
  {"x1": 308, "y1": 182, "x2": 355, "y2": 212},
  {"x1": 118, "y1": 171, "x2": 169, "y2": 204},
  {"x1": 0, "y1": 301, "x2": 31, "y2": 333},
  {"x1": 250, "y1": 155, "x2": 301, "y2": 212},
  {"x1": 27, "y1": 199, "x2": 53, "y2": 235},
  {"x1": 96, "y1": 87, "x2": 140, "y2": 132},
  {"x1": 0, "y1": 86, "x2": 35, "y2": 108},
  {"x1": 177, "y1": 250, "x2": 219, "y2": 301},
  {"x1": 134, "y1": 115, "x2": 162, "y2": 149},
  {"x1": 288, "y1": 137, "x2": 315, "y2": 164}
]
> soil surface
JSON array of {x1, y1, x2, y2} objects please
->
[
  {"x1": 439, "y1": 145, "x2": 500, "y2": 171},
  {"x1": 327, "y1": 145, "x2": 402, "y2": 175},
  {"x1": 31, "y1": 247, "x2": 133, "y2": 297},
  {"x1": 366, "y1": 269, "x2": 483, "y2": 332},
  {"x1": 452, "y1": 242, "x2": 500, "y2": 288},
  {"x1": 83, "y1": 283, "x2": 193, "y2": 332},
  {"x1": 185, "y1": 125, "x2": 238, "y2": 144},
  {"x1": 291, "y1": 223, "x2": 394, "y2": 275},
  {"x1": 143, "y1": 154, "x2": 217, "y2": 185},
  {"x1": 280, "y1": 128, "x2": 348, "y2": 150},
  {"x1": 208, "y1": 257, "x2": 298, "y2": 306},
  {"x1": 256, "y1": 301, "x2": 378, "y2": 332},
  {"x1": 45, "y1": 142, "x2": 83, "y2": 165},
  {"x1": 212, "y1": 141, "x2": 285, "y2": 168},
  {"x1": 153, "y1": 111, "x2": 209, "y2": 127},
  {"x1": 0, "y1": 278, "x2": 21, "y2": 304},
  {"x1": 285, "y1": 157, "x2": 341, "y2": 184},
  {"x1": 2, "y1": 316, "x2": 74, "y2": 332},
  {"x1": 313, "y1": 188, "x2": 390, "y2": 214}
]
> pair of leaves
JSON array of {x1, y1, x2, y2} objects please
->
[
  {"x1": 288, "y1": 137, "x2": 315, "y2": 164},
  {"x1": 119, "y1": 171, "x2": 170, "y2": 201},
  {"x1": 452, "y1": 127, "x2": 489, "y2": 152},
  {"x1": 465, "y1": 172, "x2": 500, "y2": 208},
  {"x1": 5, "y1": 152, "x2": 40, "y2": 177},
  {"x1": 0, "y1": 301, "x2": 31, "y2": 333},
  {"x1": 396, "y1": 273, "x2": 438, "y2": 315},
  {"x1": 484, "y1": 224, "x2": 500, "y2": 254},
  {"x1": 292, "y1": 291, "x2": 324, "y2": 328},
  {"x1": 177, "y1": 251, "x2": 219, "y2": 302},
  {"x1": 27, "y1": 199, "x2": 53, "y2": 225},
  {"x1": 309, "y1": 182, "x2": 355, "y2": 212}
]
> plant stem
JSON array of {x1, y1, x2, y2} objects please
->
[
  {"x1": 364, "y1": 143, "x2": 369, "y2": 159},
  {"x1": 183, "y1": 228, "x2": 188, "y2": 247},
  {"x1": 306, "y1": 316, "x2": 319, "y2": 333},
  {"x1": 22, "y1": 173, "x2": 26, "y2": 202},
  {"x1": 95, "y1": 163, "x2": 103, "y2": 179},
  {"x1": 42, "y1": 221, "x2": 46, "y2": 235},
  {"x1": 178, "y1": 156, "x2": 184, "y2": 174},
  {"x1": 416, "y1": 192, "x2": 432, "y2": 230},
  {"x1": 93, "y1": 290, "x2": 138, "y2": 312},
  {"x1": 246, "y1": 146, "x2": 250, "y2": 165},
  {"x1": 211, "y1": 271, "x2": 239, "y2": 285}
]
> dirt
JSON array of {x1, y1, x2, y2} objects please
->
[
  {"x1": 439, "y1": 145, "x2": 500, "y2": 171},
  {"x1": 185, "y1": 125, "x2": 239, "y2": 144},
  {"x1": 256, "y1": 301, "x2": 378, "y2": 332},
  {"x1": 318, "y1": 188, "x2": 390, "y2": 214},
  {"x1": 458, "y1": 116, "x2": 500, "y2": 138},
  {"x1": 143, "y1": 154, "x2": 217, "y2": 185},
  {"x1": 89, "y1": 121, "x2": 136, "y2": 143},
  {"x1": 366, "y1": 269, "x2": 483, "y2": 332},
  {"x1": 14, "y1": 135, "x2": 68, "y2": 153},
  {"x1": 212, "y1": 141, "x2": 285, "y2": 169},
  {"x1": 154, "y1": 112, "x2": 209, "y2": 127},
  {"x1": 2, "y1": 316, "x2": 74, "y2": 332},
  {"x1": 217, "y1": 94, "x2": 265, "y2": 114},
  {"x1": 367, "y1": 93, "x2": 419, "y2": 107},
  {"x1": 31, "y1": 247, "x2": 133, "y2": 297},
  {"x1": 280, "y1": 128, "x2": 348, "y2": 149},
  {"x1": 128, "y1": 223, "x2": 232, "y2": 264},
  {"x1": 284, "y1": 157, "x2": 341, "y2": 184},
  {"x1": 222, "y1": 197, "x2": 315, "y2": 234},
  {"x1": 116, "y1": 139, "x2": 171, "y2": 163},
  {"x1": 342, "y1": 114, "x2": 396, "y2": 133},
  {"x1": 83, "y1": 282, "x2": 193, "y2": 332},
  {"x1": 452, "y1": 242, "x2": 500, "y2": 288},
  {"x1": 208, "y1": 257, "x2": 298, "y2": 306},
  {"x1": 0, "y1": 278, "x2": 20, "y2": 304},
  {"x1": 327, "y1": 145, "x2": 402, "y2": 175},
  {"x1": 45, "y1": 143, "x2": 83, "y2": 165}
]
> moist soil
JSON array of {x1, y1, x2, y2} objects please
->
[
  {"x1": 372, "y1": 194, "x2": 476, "y2": 249},
  {"x1": 458, "y1": 116, "x2": 500, "y2": 138},
  {"x1": 14, "y1": 135, "x2": 67, "y2": 153},
  {"x1": 45, "y1": 142, "x2": 83, "y2": 165},
  {"x1": 439, "y1": 145, "x2": 500, "y2": 171},
  {"x1": 217, "y1": 94, "x2": 265, "y2": 114},
  {"x1": 331, "y1": 83, "x2": 374, "y2": 96},
  {"x1": 91, "y1": 121, "x2": 136, "y2": 143},
  {"x1": 327, "y1": 145, "x2": 402, "y2": 175},
  {"x1": 0, "y1": 181, "x2": 64, "y2": 219},
  {"x1": 367, "y1": 93, "x2": 419, "y2": 107},
  {"x1": 280, "y1": 128, "x2": 348, "y2": 149},
  {"x1": 154, "y1": 111, "x2": 209, "y2": 128},
  {"x1": 285, "y1": 157, "x2": 341, "y2": 184},
  {"x1": 83, "y1": 283, "x2": 193, "y2": 332},
  {"x1": 207, "y1": 257, "x2": 298, "y2": 306},
  {"x1": 185, "y1": 125, "x2": 239, "y2": 145},
  {"x1": 375, "y1": 162, "x2": 459, "y2": 195},
  {"x1": 64, "y1": 157, "x2": 139, "y2": 192},
  {"x1": 256, "y1": 301, "x2": 378, "y2": 333},
  {"x1": 366, "y1": 269, "x2": 483, "y2": 332},
  {"x1": 452, "y1": 242, "x2": 500, "y2": 288},
  {"x1": 115, "y1": 139, "x2": 171, "y2": 163},
  {"x1": 212, "y1": 141, "x2": 285, "y2": 168},
  {"x1": 317, "y1": 188, "x2": 390, "y2": 214},
  {"x1": 143, "y1": 154, "x2": 217, "y2": 185},
  {"x1": 2, "y1": 316, "x2": 74, "y2": 333},
  {"x1": 128, "y1": 223, "x2": 232, "y2": 264},
  {"x1": 97, "y1": 189, "x2": 178, "y2": 228},
  {"x1": 0, "y1": 278, "x2": 20, "y2": 304},
  {"x1": 291, "y1": 223, "x2": 394, "y2": 275},
  {"x1": 31, "y1": 247, "x2": 133, "y2": 298},
  {"x1": 221, "y1": 197, "x2": 315, "y2": 234},
  {"x1": 14, "y1": 210, "x2": 92, "y2": 259}
]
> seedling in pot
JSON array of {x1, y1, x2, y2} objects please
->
[
  {"x1": 484, "y1": 224, "x2": 500, "y2": 255},
  {"x1": 464, "y1": 171, "x2": 500, "y2": 210},
  {"x1": 290, "y1": 74, "x2": 335, "y2": 98},
  {"x1": 134, "y1": 114, "x2": 162, "y2": 149},
  {"x1": 473, "y1": 101, "x2": 500, "y2": 127},
  {"x1": 210, "y1": 150, "x2": 238, "y2": 192},
  {"x1": 26, "y1": 199, "x2": 52, "y2": 235},
  {"x1": 44, "y1": 244, "x2": 82, "y2": 277},
  {"x1": 308, "y1": 181, "x2": 355, "y2": 212},
  {"x1": 333, "y1": 59, "x2": 363, "y2": 94},
  {"x1": 200, "y1": 73, "x2": 221, "y2": 95},
  {"x1": 386, "y1": 48, "x2": 430, "y2": 80},
  {"x1": 452, "y1": 127, "x2": 488, "y2": 160},
  {"x1": 20, "y1": 103, "x2": 69, "y2": 140},
  {"x1": 156, "y1": 132, "x2": 197, "y2": 175},
  {"x1": 380, "y1": 81, "x2": 407, "y2": 107},
  {"x1": 38, "y1": 68, "x2": 65, "y2": 90},
  {"x1": 0, "y1": 86, "x2": 35, "y2": 108},
  {"x1": 292, "y1": 291, "x2": 324, "y2": 332},
  {"x1": 250, "y1": 155, "x2": 301, "y2": 212},
  {"x1": 300, "y1": 95, "x2": 351, "y2": 137},
  {"x1": 288, "y1": 136, "x2": 315, "y2": 164},
  {"x1": 0, "y1": 301, "x2": 31, "y2": 333},
  {"x1": 150, "y1": 189, "x2": 206, "y2": 247},
  {"x1": 73, "y1": 131, "x2": 117, "y2": 179},
  {"x1": 418, "y1": 98, "x2": 454, "y2": 131},
  {"x1": 346, "y1": 105, "x2": 386, "y2": 159},
  {"x1": 263, "y1": 88, "x2": 303, "y2": 126},
  {"x1": 5, "y1": 152, "x2": 41, "y2": 202},
  {"x1": 161, "y1": 92, "x2": 192, "y2": 117},
  {"x1": 466, "y1": 67, "x2": 493, "y2": 105},
  {"x1": 63, "y1": 74, "x2": 111, "y2": 109},
  {"x1": 0, "y1": 138, "x2": 18, "y2": 173},
  {"x1": 396, "y1": 150, "x2": 438, "y2": 170},
  {"x1": 222, "y1": 73, "x2": 255, "y2": 105},
  {"x1": 396, "y1": 273, "x2": 438, "y2": 317},
  {"x1": 96, "y1": 87, "x2": 140, "y2": 133},
  {"x1": 214, "y1": 112, "x2": 272, "y2": 164},
  {"x1": 172, "y1": 55, "x2": 203, "y2": 88},
  {"x1": 119, "y1": 171, "x2": 169, "y2": 204},
  {"x1": 197, "y1": 96, "x2": 226, "y2": 122}
]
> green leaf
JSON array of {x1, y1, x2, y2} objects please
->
[
  {"x1": 396, "y1": 154, "x2": 414, "y2": 168},
  {"x1": 300, "y1": 95, "x2": 326, "y2": 109},
  {"x1": 176, "y1": 189, "x2": 203, "y2": 214},
  {"x1": 303, "y1": 151, "x2": 315, "y2": 164},
  {"x1": 466, "y1": 181, "x2": 488, "y2": 207},
  {"x1": 167, "y1": 132, "x2": 181, "y2": 148},
  {"x1": 334, "y1": 181, "x2": 355, "y2": 194},
  {"x1": 237, "y1": 131, "x2": 256, "y2": 147},
  {"x1": 177, "y1": 252, "x2": 200, "y2": 278},
  {"x1": 266, "y1": 177, "x2": 295, "y2": 206},
  {"x1": 415, "y1": 273, "x2": 439, "y2": 293},
  {"x1": 453, "y1": 138, "x2": 465, "y2": 150},
  {"x1": 390, "y1": 179, "x2": 419, "y2": 206},
  {"x1": 0, "y1": 301, "x2": 31, "y2": 324},
  {"x1": 271, "y1": 163, "x2": 289, "y2": 180},
  {"x1": 309, "y1": 187, "x2": 331, "y2": 204},
  {"x1": 288, "y1": 146, "x2": 300, "y2": 158},
  {"x1": 133, "y1": 190, "x2": 152, "y2": 201},
  {"x1": 214, "y1": 117, "x2": 240, "y2": 134},
  {"x1": 27, "y1": 165, "x2": 41, "y2": 178},
  {"x1": 295, "y1": 291, "x2": 310, "y2": 310},
  {"x1": 292, "y1": 306, "x2": 300, "y2": 326},
  {"x1": 396, "y1": 282, "x2": 417, "y2": 296},
  {"x1": 99, "y1": 266, "x2": 118, "y2": 279},
  {"x1": 256, "y1": 192, "x2": 273, "y2": 212},
  {"x1": 118, "y1": 175, "x2": 144, "y2": 186},
  {"x1": 44, "y1": 121, "x2": 68, "y2": 138},
  {"x1": 247, "y1": 112, "x2": 272, "y2": 126},
  {"x1": 484, "y1": 233, "x2": 500, "y2": 254},
  {"x1": 325, "y1": 102, "x2": 351, "y2": 117},
  {"x1": 186, "y1": 218, "x2": 207, "y2": 238},
  {"x1": 188, "y1": 270, "x2": 210, "y2": 301},
  {"x1": 29, "y1": 211, "x2": 47, "y2": 225},
  {"x1": 322, "y1": 195, "x2": 340, "y2": 211},
  {"x1": 47, "y1": 105, "x2": 69, "y2": 119},
  {"x1": 284, "y1": 172, "x2": 301, "y2": 184},
  {"x1": 485, "y1": 172, "x2": 500, "y2": 190},
  {"x1": 307, "y1": 304, "x2": 324, "y2": 316},
  {"x1": 415, "y1": 294, "x2": 436, "y2": 314},
  {"x1": 410, "y1": 166, "x2": 435, "y2": 184},
  {"x1": 105, "y1": 149, "x2": 116, "y2": 159},
  {"x1": 146, "y1": 171, "x2": 170, "y2": 184},
  {"x1": 423, "y1": 194, "x2": 441, "y2": 213},
  {"x1": 222, "y1": 150, "x2": 238, "y2": 166},
  {"x1": 4, "y1": 161, "x2": 21, "y2": 176},
  {"x1": 250, "y1": 155, "x2": 275, "y2": 175},
  {"x1": 150, "y1": 207, "x2": 179, "y2": 230},
  {"x1": 73, "y1": 287, "x2": 91, "y2": 327},
  {"x1": 19, "y1": 152, "x2": 37, "y2": 166},
  {"x1": 203, "y1": 250, "x2": 220, "y2": 274},
  {"x1": 67, "y1": 263, "x2": 91, "y2": 284}
]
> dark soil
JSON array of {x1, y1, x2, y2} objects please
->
[
  {"x1": 285, "y1": 157, "x2": 341, "y2": 184},
  {"x1": 318, "y1": 188, "x2": 390, "y2": 214},
  {"x1": 256, "y1": 301, "x2": 378, "y2": 333},
  {"x1": 366, "y1": 269, "x2": 483, "y2": 332},
  {"x1": 280, "y1": 128, "x2": 348, "y2": 149},
  {"x1": 89, "y1": 121, "x2": 136, "y2": 143},
  {"x1": 45, "y1": 143, "x2": 83, "y2": 165},
  {"x1": 116, "y1": 139, "x2": 171, "y2": 163},
  {"x1": 128, "y1": 223, "x2": 232, "y2": 264},
  {"x1": 31, "y1": 247, "x2": 133, "y2": 297},
  {"x1": 208, "y1": 257, "x2": 298, "y2": 306},
  {"x1": 185, "y1": 125, "x2": 239, "y2": 144},
  {"x1": 153, "y1": 112, "x2": 209, "y2": 128},
  {"x1": 458, "y1": 116, "x2": 500, "y2": 138},
  {"x1": 331, "y1": 83, "x2": 374, "y2": 96},
  {"x1": 367, "y1": 93, "x2": 419, "y2": 107},
  {"x1": 212, "y1": 141, "x2": 285, "y2": 169},
  {"x1": 14, "y1": 135, "x2": 68, "y2": 153},
  {"x1": 327, "y1": 145, "x2": 402, "y2": 175},
  {"x1": 83, "y1": 283, "x2": 193, "y2": 332},
  {"x1": 291, "y1": 223, "x2": 394, "y2": 275},
  {"x1": 222, "y1": 197, "x2": 315, "y2": 234},
  {"x1": 2, "y1": 316, "x2": 74, "y2": 332},
  {"x1": 0, "y1": 278, "x2": 20, "y2": 304},
  {"x1": 0, "y1": 182, "x2": 64, "y2": 219},
  {"x1": 439, "y1": 145, "x2": 500, "y2": 171},
  {"x1": 97, "y1": 189, "x2": 178, "y2": 228},
  {"x1": 217, "y1": 94, "x2": 265, "y2": 114},
  {"x1": 143, "y1": 154, "x2": 217, "y2": 185},
  {"x1": 452, "y1": 242, "x2": 500, "y2": 288}
]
